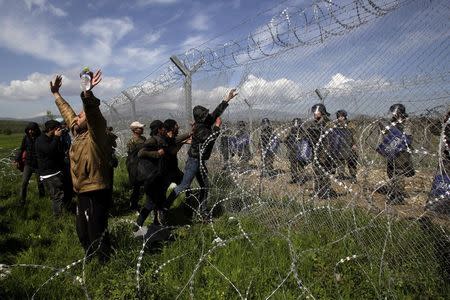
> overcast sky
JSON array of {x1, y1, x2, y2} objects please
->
[{"x1": 0, "y1": 0, "x2": 448, "y2": 119}]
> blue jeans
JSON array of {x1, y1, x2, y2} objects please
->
[{"x1": 175, "y1": 157, "x2": 209, "y2": 210}]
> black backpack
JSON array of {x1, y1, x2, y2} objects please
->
[
  {"x1": 135, "y1": 136, "x2": 167, "y2": 184},
  {"x1": 126, "y1": 143, "x2": 144, "y2": 185}
]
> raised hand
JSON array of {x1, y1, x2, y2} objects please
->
[
  {"x1": 215, "y1": 116, "x2": 222, "y2": 127},
  {"x1": 225, "y1": 88, "x2": 238, "y2": 102},
  {"x1": 91, "y1": 70, "x2": 102, "y2": 90},
  {"x1": 54, "y1": 127, "x2": 62, "y2": 137},
  {"x1": 50, "y1": 75, "x2": 63, "y2": 94}
]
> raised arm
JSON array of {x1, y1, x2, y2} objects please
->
[
  {"x1": 208, "y1": 89, "x2": 238, "y2": 125},
  {"x1": 50, "y1": 75, "x2": 76, "y2": 129},
  {"x1": 79, "y1": 70, "x2": 107, "y2": 143},
  {"x1": 81, "y1": 90, "x2": 107, "y2": 143}
]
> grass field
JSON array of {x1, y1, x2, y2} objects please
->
[
  {"x1": 0, "y1": 135, "x2": 449, "y2": 299},
  {"x1": 0, "y1": 133, "x2": 22, "y2": 157}
]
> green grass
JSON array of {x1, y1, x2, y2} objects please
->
[
  {"x1": 0, "y1": 133, "x2": 22, "y2": 157},
  {"x1": 0, "y1": 136, "x2": 449, "y2": 299}
]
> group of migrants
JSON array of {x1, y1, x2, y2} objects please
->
[
  {"x1": 13, "y1": 69, "x2": 237, "y2": 261},
  {"x1": 125, "y1": 89, "x2": 238, "y2": 234},
  {"x1": 13, "y1": 68, "x2": 449, "y2": 262}
]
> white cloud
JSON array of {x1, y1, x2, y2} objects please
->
[
  {"x1": 77, "y1": 17, "x2": 135, "y2": 67},
  {"x1": 181, "y1": 35, "x2": 209, "y2": 51},
  {"x1": 141, "y1": 31, "x2": 163, "y2": 45},
  {"x1": 189, "y1": 13, "x2": 209, "y2": 31},
  {"x1": 0, "y1": 13, "x2": 165, "y2": 73},
  {"x1": 114, "y1": 46, "x2": 167, "y2": 71},
  {"x1": 325, "y1": 73, "x2": 355, "y2": 89},
  {"x1": 0, "y1": 71, "x2": 125, "y2": 103},
  {"x1": 325, "y1": 73, "x2": 390, "y2": 94},
  {"x1": 80, "y1": 17, "x2": 134, "y2": 45},
  {"x1": 238, "y1": 74, "x2": 303, "y2": 105},
  {"x1": 24, "y1": 0, "x2": 67, "y2": 17},
  {"x1": 128, "y1": 74, "x2": 303, "y2": 114},
  {"x1": 0, "y1": 16, "x2": 76, "y2": 66}
]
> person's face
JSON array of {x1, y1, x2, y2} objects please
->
[
  {"x1": 338, "y1": 116, "x2": 346, "y2": 122},
  {"x1": 133, "y1": 128, "x2": 144, "y2": 135},
  {"x1": 158, "y1": 127, "x2": 167, "y2": 136},
  {"x1": 49, "y1": 126, "x2": 60, "y2": 136},
  {"x1": 173, "y1": 124, "x2": 179, "y2": 136},
  {"x1": 27, "y1": 129, "x2": 34, "y2": 136},
  {"x1": 75, "y1": 111, "x2": 87, "y2": 129},
  {"x1": 314, "y1": 111, "x2": 322, "y2": 120}
]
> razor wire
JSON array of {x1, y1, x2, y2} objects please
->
[
  {"x1": 107, "y1": 0, "x2": 406, "y2": 108},
  {"x1": 2, "y1": 0, "x2": 450, "y2": 298}
]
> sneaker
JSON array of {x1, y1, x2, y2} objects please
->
[
  {"x1": 166, "y1": 183, "x2": 177, "y2": 199},
  {"x1": 166, "y1": 183, "x2": 186, "y2": 209},
  {"x1": 171, "y1": 192, "x2": 186, "y2": 209},
  {"x1": 133, "y1": 226, "x2": 148, "y2": 238}
]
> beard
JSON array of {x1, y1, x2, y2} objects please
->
[{"x1": 74, "y1": 121, "x2": 88, "y2": 134}]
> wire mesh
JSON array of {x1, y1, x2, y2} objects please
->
[{"x1": 2, "y1": 0, "x2": 450, "y2": 298}]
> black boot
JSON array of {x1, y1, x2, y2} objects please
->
[
  {"x1": 136, "y1": 207, "x2": 151, "y2": 227},
  {"x1": 166, "y1": 190, "x2": 177, "y2": 209}
]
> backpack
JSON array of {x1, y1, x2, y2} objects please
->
[
  {"x1": 328, "y1": 127, "x2": 353, "y2": 160},
  {"x1": 295, "y1": 138, "x2": 312, "y2": 163},
  {"x1": 376, "y1": 127, "x2": 412, "y2": 159},
  {"x1": 430, "y1": 174, "x2": 450, "y2": 198},
  {"x1": 126, "y1": 144, "x2": 144, "y2": 185},
  {"x1": 136, "y1": 136, "x2": 166, "y2": 184}
]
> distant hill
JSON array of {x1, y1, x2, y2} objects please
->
[
  {"x1": 0, "y1": 114, "x2": 64, "y2": 134},
  {"x1": 0, "y1": 119, "x2": 30, "y2": 134}
]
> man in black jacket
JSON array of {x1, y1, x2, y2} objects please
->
[
  {"x1": 306, "y1": 103, "x2": 338, "y2": 198},
  {"x1": 135, "y1": 119, "x2": 191, "y2": 229},
  {"x1": 165, "y1": 89, "x2": 237, "y2": 216},
  {"x1": 135, "y1": 120, "x2": 167, "y2": 229},
  {"x1": 14, "y1": 122, "x2": 45, "y2": 205},
  {"x1": 36, "y1": 120, "x2": 66, "y2": 216}
]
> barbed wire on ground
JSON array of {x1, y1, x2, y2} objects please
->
[{"x1": 1, "y1": 0, "x2": 450, "y2": 298}]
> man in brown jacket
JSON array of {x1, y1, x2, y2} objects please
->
[{"x1": 50, "y1": 72, "x2": 113, "y2": 262}]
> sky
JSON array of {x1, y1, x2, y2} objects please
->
[
  {"x1": 0, "y1": 0, "x2": 448, "y2": 119},
  {"x1": 0, "y1": 0, "x2": 302, "y2": 118}
]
